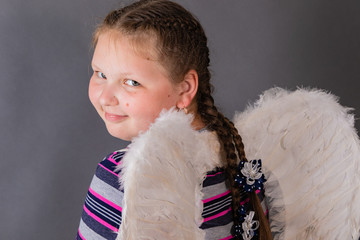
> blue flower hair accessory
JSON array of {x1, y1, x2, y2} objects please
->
[
  {"x1": 235, "y1": 159, "x2": 266, "y2": 193},
  {"x1": 234, "y1": 205, "x2": 260, "y2": 240},
  {"x1": 233, "y1": 159, "x2": 265, "y2": 239}
]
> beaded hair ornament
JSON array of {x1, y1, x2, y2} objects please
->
[{"x1": 234, "y1": 159, "x2": 266, "y2": 240}]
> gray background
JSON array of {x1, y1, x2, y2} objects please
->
[{"x1": 1, "y1": 0, "x2": 359, "y2": 239}]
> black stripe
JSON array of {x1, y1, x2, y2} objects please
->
[
  {"x1": 95, "y1": 165, "x2": 122, "y2": 190},
  {"x1": 202, "y1": 195, "x2": 232, "y2": 217},
  {"x1": 84, "y1": 192, "x2": 121, "y2": 228},
  {"x1": 81, "y1": 210, "x2": 118, "y2": 239},
  {"x1": 111, "y1": 151, "x2": 126, "y2": 162},
  {"x1": 202, "y1": 168, "x2": 226, "y2": 187},
  {"x1": 203, "y1": 191, "x2": 231, "y2": 209},
  {"x1": 200, "y1": 209, "x2": 233, "y2": 229},
  {"x1": 85, "y1": 194, "x2": 122, "y2": 224}
]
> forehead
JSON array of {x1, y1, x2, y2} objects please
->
[
  {"x1": 94, "y1": 30, "x2": 159, "y2": 61},
  {"x1": 92, "y1": 31, "x2": 172, "y2": 80}
]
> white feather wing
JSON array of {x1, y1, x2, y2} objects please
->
[
  {"x1": 116, "y1": 109, "x2": 222, "y2": 240},
  {"x1": 234, "y1": 88, "x2": 360, "y2": 240}
]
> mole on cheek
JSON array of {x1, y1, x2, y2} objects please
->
[
  {"x1": 126, "y1": 103, "x2": 129, "y2": 107},
  {"x1": 168, "y1": 94, "x2": 171, "y2": 98}
]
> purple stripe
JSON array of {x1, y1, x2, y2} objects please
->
[{"x1": 99, "y1": 163, "x2": 119, "y2": 177}]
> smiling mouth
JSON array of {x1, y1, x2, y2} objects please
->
[{"x1": 105, "y1": 112, "x2": 128, "y2": 122}]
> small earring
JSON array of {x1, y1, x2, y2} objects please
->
[{"x1": 183, "y1": 107, "x2": 188, "y2": 114}]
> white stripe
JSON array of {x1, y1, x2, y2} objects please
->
[
  {"x1": 203, "y1": 195, "x2": 232, "y2": 212},
  {"x1": 202, "y1": 197, "x2": 232, "y2": 216},
  {"x1": 112, "y1": 151, "x2": 126, "y2": 161},
  {"x1": 86, "y1": 194, "x2": 122, "y2": 221},
  {"x1": 85, "y1": 195, "x2": 121, "y2": 223}
]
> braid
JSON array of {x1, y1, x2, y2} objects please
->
[
  {"x1": 197, "y1": 52, "x2": 271, "y2": 238},
  {"x1": 197, "y1": 82, "x2": 243, "y2": 223},
  {"x1": 198, "y1": 85, "x2": 272, "y2": 239}
]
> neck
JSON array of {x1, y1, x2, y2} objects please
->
[
  {"x1": 192, "y1": 113, "x2": 206, "y2": 130},
  {"x1": 187, "y1": 103, "x2": 206, "y2": 130}
]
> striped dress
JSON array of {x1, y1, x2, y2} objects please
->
[{"x1": 76, "y1": 149, "x2": 266, "y2": 240}]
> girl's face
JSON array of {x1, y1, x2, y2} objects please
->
[{"x1": 89, "y1": 32, "x2": 183, "y2": 141}]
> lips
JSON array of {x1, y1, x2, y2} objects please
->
[{"x1": 105, "y1": 112, "x2": 128, "y2": 122}]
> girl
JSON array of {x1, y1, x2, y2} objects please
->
[
  {"x1": 77, "y1": 0, "x2": 360, "y2": 239},
  {"x1": 77, "y1": 0, "x2": 272, "y2": 239}
]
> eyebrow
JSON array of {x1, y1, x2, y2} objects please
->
[
  {"x1": 91, "y1": 63, "x2": 101, "y2": 70},
  {"x1": 91, "y1": 63, "x2": 134, "y2": 78}
]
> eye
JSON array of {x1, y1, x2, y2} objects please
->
[
  {"x1": 124, "y1": 79, "x2": 140, "y2": 87},
  {"x1": 96, "y1": 71, "x2": 107, "y2": 79}
]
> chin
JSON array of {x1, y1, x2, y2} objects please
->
[{"x1": 105, "y1": 126, "x2": 133, "y2": 142}]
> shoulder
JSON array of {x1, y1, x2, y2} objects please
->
[
  {"x1": 94, "y1": 149, "x2": 128, "y2": 189},
  {"x1": 101, "y1": 149, "x2": 128, "y2": 165}
]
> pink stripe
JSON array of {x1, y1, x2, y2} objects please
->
[
  {"x1": 202, "y1": 190, "x2": 231, "y2": 203},
  {"x1": 99, "y1": 163, "x2": 119, "y2": 177},
  {"x1": 107, "y1": 152, "x2": 120, "y2": 165},
  {"x1": 83, "y1": 205, "x2": 118, "y2": 232},
  {"x1": 240, "y1": 190, "x2": 261, "y2": 205},
  {"x1": 240, "y1": 197, "x2": 250, "y2": 205},
  {"x1": 206, "y1": 171, "x2": 224, "y2": 177},
  {"x1": 219, "y1": 235, "x2": 234, "y2": 240},
  {"x1": 78, "y1": 230, "x2": 85, "y2": 240},
  {"x1": 89, "y1": 187, "x2": 122, "y2": 212},
  {"x1": 203, "y1": 207, "x2": 231, "y2": 222}
]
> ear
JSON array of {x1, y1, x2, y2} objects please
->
[{"x1": 176, "y1": 69, "x2": 198, "y2": 109}]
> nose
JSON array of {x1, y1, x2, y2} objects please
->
[{"x1": 99, "y1": 85, "x2": 119, "y2": 106}]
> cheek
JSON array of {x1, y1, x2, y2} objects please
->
[{"x1": 88, "y1": 80, "x2": 101, "y2": 108}]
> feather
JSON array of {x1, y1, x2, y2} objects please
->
[
  {"x1": 115, "y1": 108, "x2": 223, "y2": 240},
  {"x1": 234, "y1": 87, "x2": 360, "y2": 239}
]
